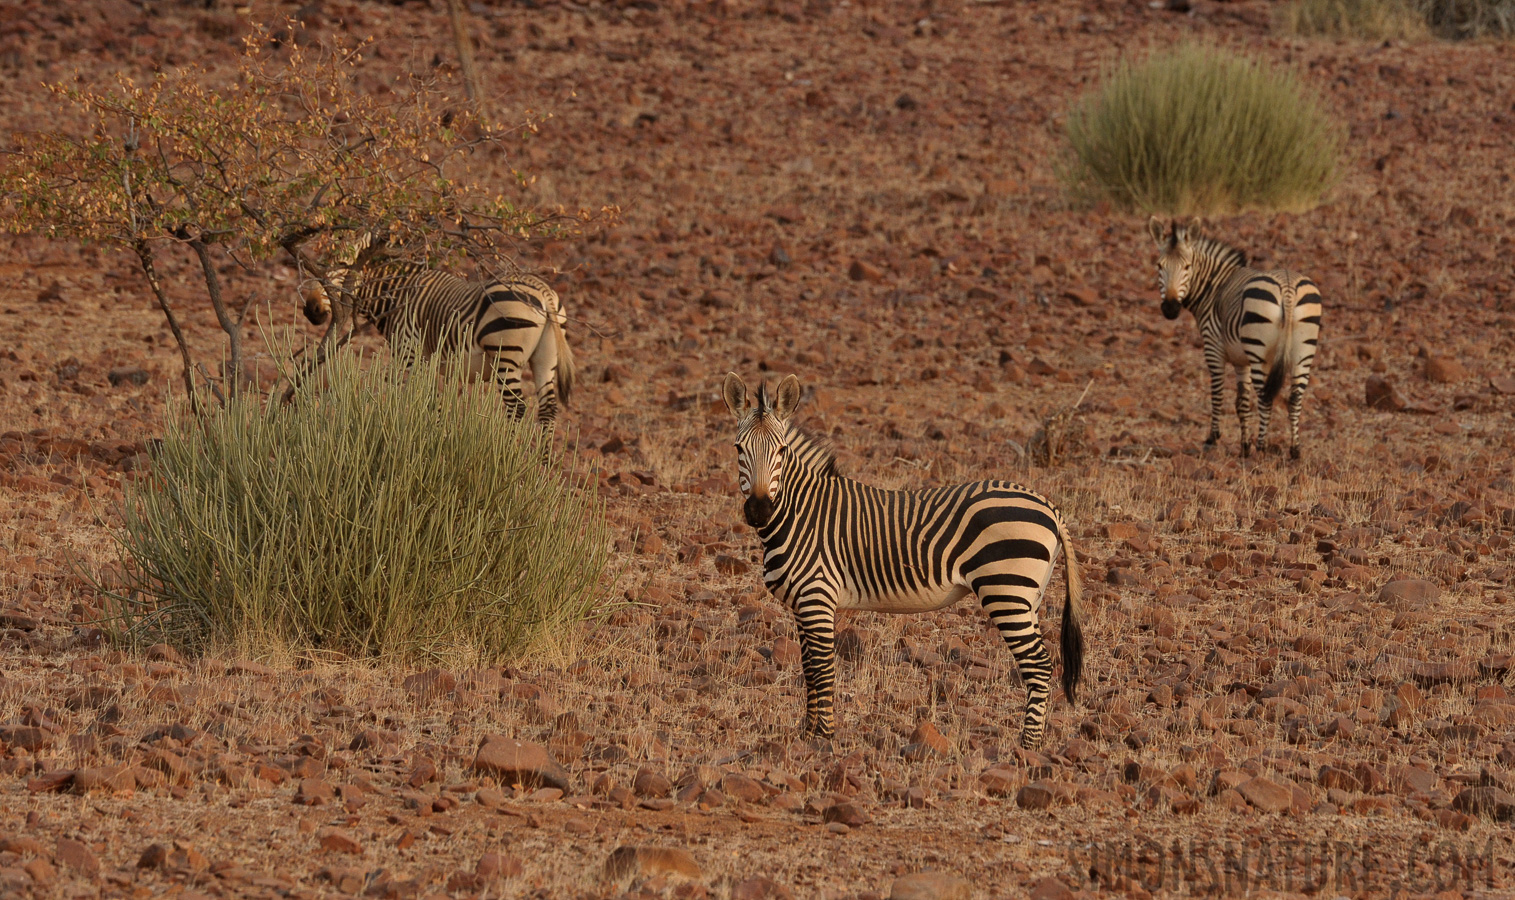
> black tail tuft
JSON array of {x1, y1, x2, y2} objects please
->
[
  {"x1": 1260, "y1": 352, "x2": 1288, "y2": 408},
  {"x1": 1060, "y1": 596, "x2": 1084, "y2": 706}
]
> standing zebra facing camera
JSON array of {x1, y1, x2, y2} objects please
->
[
  {"x1": 723, "y1": 373, "x2": 1086, "y2": 750},
  {"x1": 1149, "y1": 218, "x2": 1322, "y2": 460},
  {"x1": 302, "y1": 233, "x2": 576, "y2": 437}
]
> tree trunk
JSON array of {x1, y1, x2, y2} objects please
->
[
  {"x1": 131, "y1": 240, "x2": 205, "y2": 414},
  {"x1": 446, "y1": 0, "x2": 489, "y2": 125},
  {"x1": 188, "y1": 238, "x2": 242, "y2": 398}
]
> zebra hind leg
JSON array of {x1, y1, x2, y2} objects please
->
[
  {"x1": 977, "y1": 587, "x2": 1053, "y2": 749},
  {"x1": 1288, "y1": 383, "x2": 1306, "y2": 460},
  {"x1": 1234, "y1": 373, "x2": 1253, "y2": 458}
]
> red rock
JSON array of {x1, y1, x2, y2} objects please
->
[
  {"x1": 733, "y1": 876, "x2": 794, "y2": 900},
  {"x1": 821, "y1": 802, "x2": 871, "y2": 827},
  {"x1": 472, "y1": 737, "x2": 571, "y2": 792},
  {"x1": 475, "y1": 851, "x2": 523, "y2": 880},
  {"x1": 138, "y1": 844, "x2": 168, "y2": 869},
  {"x1": 1413, "y1": 661, "x2": 1474, "y2": 686},
  {"x1": 889, "y1": 871, "x2": 971, "y2": 900},
  {"x1": 71, "y1": 766, "x2": 134, "y2": 793},
  {"x1": 0, "y1": 836, "x2": 48, "y2": 856},
  {"x1": 1451, "y1": 786, "x2": 1515, "y2": 821},
  {"x1": 1028, "y1": 876, "x2": 1076, "y2": 900},
  {"x1": 1491, "y1": 376, "x2": 1515, "y2": 395},
  {"x1": 1365, "y1": 375, "x2": 1406, "y2": 410},
  {"x1": 1016, "y1": 782, "x2": 1055, "y2": 810},
  {"x1": 603, "y1": 846, "x2": 701, "y2": 880},
  {"x1": 0, "y1": 726, "x2": 52, "y2": 751},
  {"x1": 1237, "y1": 777, "x2": 1292, "y2": 813},
  {"x1": 633, "y1": 769, "x2": 673, "y2": 798},
  {"x1": 1377, "y1": 579, "x2": 1440, "y2": 606},
  {"x1": 721, "y1": 772, "x2": 768, "y2": 803},
  {"x1": 979, "y1": 768, "x2": 1018, "y2": 797},
  {"x1": 848, "y1": 260, "x2": 884, "y2": 283},
  {"x1": 714, "y1": 554, "x2": 749, "y2": 574},
  {"x1": 317, "y1": 828, "x2": 363, "y2": 854},
  {"x1": 1317, "y1": 766, "x2": 1361, "y2": 792},
  {"x1": 26, "y1": 770, "x2": 75, "y2": 793},
  {"x1": 1062, "y1": 286, "x2": 1098, "y2": 307},
  {"x1": 910, "y1": 721, "x2": 951, "y2": 756},
  {"x1": 296, "y1": 778, "x2": 335, "y2": 805},
  {"x1": 402, "y1": 668, "x2": 456, "y2": 700},
  {"x1": 142, "y1": 749, "x2": 188, "y2": 783},
  {"x1": 55, "y1": 838, "x2": 99, "y2": 875},
  {"x1": 1424, "y1": 356, "x2": 1469, "y2": 383}
]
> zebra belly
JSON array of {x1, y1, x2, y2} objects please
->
[{"x1": 837, "y1": 582, "x2": 970, "y2": 614}]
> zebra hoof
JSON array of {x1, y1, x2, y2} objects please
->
[
  {"x1": 1289, "y1": 446, "x2": 1301, "y2": 461},
  {"x1": 1240, "y1": 442, "x2": 1251, "y2": 459}
]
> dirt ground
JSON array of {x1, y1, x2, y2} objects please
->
[{"x1": 1, "y1": 0, "x2": 1514, "y2": 898}]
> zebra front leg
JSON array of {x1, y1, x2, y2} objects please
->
[
  {"x1": 1234, "y1": 372, "x2": 1254, "y2": 458},
  {"x1": 792, "y1": 592, "x2": 839, "y2": 739},
  {"x1": 978, "y1": 587, "x2": 1054, "y2": 749}
]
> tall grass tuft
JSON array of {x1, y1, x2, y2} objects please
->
[
  {"x1": 1284, "y1": 0, "x2": 1513, "y2": 38},
  {"x1": 1282, "y1": 0, "x2": 1430, "y2": 39},
  {"x1": 1063, "y1": 44, "x2": 1342, "y2": 217},
  {"x1": 104, "y1": 340, "x2": 609, "y2": 665}
]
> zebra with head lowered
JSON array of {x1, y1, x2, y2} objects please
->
[
  {"x1": 302, "y1": 233, "x2": 575, "y2": 435},
  {"x1": 1148, "y1": 218, "x2": 1322, "y2": 460},
  {"x1": 723, "y1": 373, "x2": 1086, "y2": 750}
]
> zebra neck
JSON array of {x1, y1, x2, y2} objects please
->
[
  {"x1": 1185, "y1": 257, "x2": 1238, "y2": 319},
  {"x1": 348, "y1": 263, "x2": 424, "y2": 319},
  {"x1": 755, "y1": 461, "x2": 825, "y2": 544}
]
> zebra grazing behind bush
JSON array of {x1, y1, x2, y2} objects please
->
[
  {"x1": 1148, "y1": 217, "x2": 1322, "y2": 460},
  {"x1": 722, "y1": 373, "x2": 1085, "y2": 749},
  {"x1": 302, "y1": 233, "x2": 575, "y2": 434}
]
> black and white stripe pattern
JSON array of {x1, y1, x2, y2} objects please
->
[
  {"x1": 304, "y1": 234, "x2": 576, "y2": 434},
  {"x1": 723, "y1": 373, "x2": 1086, "y2": 750},
  {"x1": 1149, "y1": 218, "x2": 1322, "y2": 460}
]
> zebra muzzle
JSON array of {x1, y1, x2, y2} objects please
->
[
  {"x1": 744, "y1": 495, "x2": 774, "y2": 529},
  {"x1": 1161, "y1": 299, "x2": 1182, "y2": 320}
]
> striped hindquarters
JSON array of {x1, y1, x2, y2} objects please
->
[{"x1": 1235, "y1": 271, "x2": 1322, "y2": 406}]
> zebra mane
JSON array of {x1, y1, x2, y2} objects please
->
[
  {"x1": 784, "y1": 422, "x2": 839, "y2": 478},
  {"x1": 1193, "y1": 233, "x2": 1248, "y2": 270}
]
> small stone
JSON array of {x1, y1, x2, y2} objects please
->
[
  {"x1": 889, "y1": 871, "x2": 972, "y2": 900},
  {"x1": 848, "y1": 260, "x2": 884, "y2": 283},
  {"x1": 472, "y1": 737, "x2": 571, "y2": 792},
  {"x1": 1237, "y1": 777, "x2": 1292, "y2": 813},
  {"x1": 978, "y1": 768, "x2": 1018, "y2": 797},
  {"x1": 1365, "y1": 375, "x2": 1406, "y2": 410},
  {"x1": 910, "y1": 722, "x2": 951, "y2": 756},
  {"x1": 1377, "y1": 579, "x2": 1441, "y2": 606},
  {"x1": 296, "y1": 778, "x2": 335, "y2": 805},
  {"x1": 107, "y1": 366, "x2": 151, "y2": 387},
  {"x1": 822, "y1": 802, "x2": 870, "y2": 827},
  {"x1": 317, "y1": 828, "x2": 363, "y2": 854},
  {"x1": 603, "y1": 846, "x2": 701, "y2": 881},
  {"x1": 137, "y1": 844, "x2": 168, "y2": 869},
  {"x1": 1317, "y1": 766, "x2": 1361, "y2": 792},
  {"x1": 721, "y1": 773, "x2": 768, "y2": 804},
  {"x1": 55, "y1": 838, "x2": 99, "y2": 875},
  {"x1": 475, "y1": 852, "x2": 523, "y2": 881},
  {"x1": 733, "y1": 875, "x2": 794, "y2": 900},
  {"x1": 1424, "y1": 356, "x2": 1469, "y2": 383},
  {"x1": 402, "y1": 669, "x2": 457, "y2": 701},
  {"x1": 714, "y1": 554, "x2": 749, "y2": 575},
  {"x1": 633, "y1": 769, "x2": 673, "y2": 798},
  {"x1": 1451, "y1": 786, "x2": 1515, "y2": 821},
  {"x1": 1028, "y1": 876, "x2": 1076, "y2": 900},
  {"x1": 1016, "y1": 782, "x2": 1055, "y2": 810}
]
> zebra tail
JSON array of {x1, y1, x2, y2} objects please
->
[
  {"x1": 1260, "y1": 291, "x2": 1297, "y2": 408},
  {"x1": 552, "y1": 318, "x2": 576, "y2": 408},
  {"x1": 1057, "y1": 518, "x2": 1085, "y2": 707}
]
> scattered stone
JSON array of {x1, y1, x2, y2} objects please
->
[
  {"x1": 733, "y1": 875, "x2": 794, "y2": 900},
  {"x1": 1365, "y1": 375, "x2": 1406, "y2": 411},
  {"x1": 721, "y1": 772, "x2": 768, "y2": 804},
  {"x1": 0, "y1": 726, "x2": 52, "y2": 752},
  {"x1": 1377, "y1": 579, "x2": 1440, "y2": 606},
  {"x1": 1028, "y1": 876, "x2": 1076, "y2": 900},
  {"x1": 889, "y1": 871, "x2": 972, "y2": 900},
  {"x1": 634, "y1": 769, "x2": 673, "y2": 798},
  {"x1": 910, "y1": 721, "x2": 952, "y2": 756},
  {"x1": 1424, "y1": 356, "x2": 1469, "y2": 383},
  {"x1": 978, "y1": 768, "x2": 1018, "y2": 797},
  {"x1": 138, "y1": 844, "x2": 168, "y2": 869},
  {"x1": 317, "y1": 828, "x2": 363, "y2": 854},
  {"x1": 55, "y1": 838, "x2": 99, "y2": 875},
  {"x1": 822, "y1": 802, "x2": 871, "y2": 827},
  {"x1": 107, "y1": 366, "x2": 151, "y2": 387},
  {"x1": 603, "y1": 846, "x2": 701, "y2": 881},
  {"x1": 1237, "y1": 777, "x2": 1293, "y2": 813},
  {"x1": 71, "y1": 766, "x2": 134, "y2": 793},
  {"x1": 295, "y1": 778, "x2": 335, "y2": 805},
  {"x1": 1317, "y1": 766, "x2": 1361, "y2": 793},
  {"x1": 473, "y1": 737, "x2": 571, "y2": 792},
  {"x1": 402, "y1": 669, "x2": 457, "y2": 701},
  {"x1": 1451, "y1": 786, "x2": 1515, "y2": 821},
  {"x1": 475, "y1": 852, "x2": 523, "y2": 881},
  {"x1": 1016, "y1": 782, "x2": 1055, "y2": 810}
]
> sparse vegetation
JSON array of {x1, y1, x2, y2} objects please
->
[
  {"x1": 1063, "y1": 43, "x2": 1342, "y2": 216},
  {"x1": 103, "y1": 340, "x2": 609, "y2": 663},
  {"x1": 1284, "y1": 0, "x2": 1514, "y2": 38}
]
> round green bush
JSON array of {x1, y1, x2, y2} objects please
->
[
  {"x1": 1063, "y1": 43, "x2": 1342, "y2": 216},
  {"x1": 105, "y1": 341, "x2": 609, "y2": 664}
]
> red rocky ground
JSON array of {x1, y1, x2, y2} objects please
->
[{"x1": 1, "y1": 0, "x2": 1513, "y2": 898}]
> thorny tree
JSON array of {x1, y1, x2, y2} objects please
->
[{"x1": 0, "y1": 21, "x2": 607, "y2": 410}]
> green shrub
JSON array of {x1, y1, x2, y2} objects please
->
[
  {"x1": 1063, "y1": 43, "x2": 1341, "y2": 216},
  {"x1": 104, "y1": 340, "x2": 609, "y2": 664},
  {"x1": 1284, "y1": 0, "x2": 1513, "y2": 39}
]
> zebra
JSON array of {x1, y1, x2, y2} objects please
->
[
  {"x1": 722, "y1": 372, "x2": 1085, "y2": 749},
  {"x1": 301, "y1": 233, "x2": 575, "y2": 435},
  {"x1": 1148, "y1": 217, "x2": 1322, "y2": 460}
]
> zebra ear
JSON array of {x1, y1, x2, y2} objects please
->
[
  {"x1": 722, "y1": 373, "x2": 748, "y2": 417},
  {"x1": 1147, "y1": 216, "x2": 1166, "y2": 247},
  {"x1": 772, "y1": 374, "x2": 802, "y2": 420}
]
